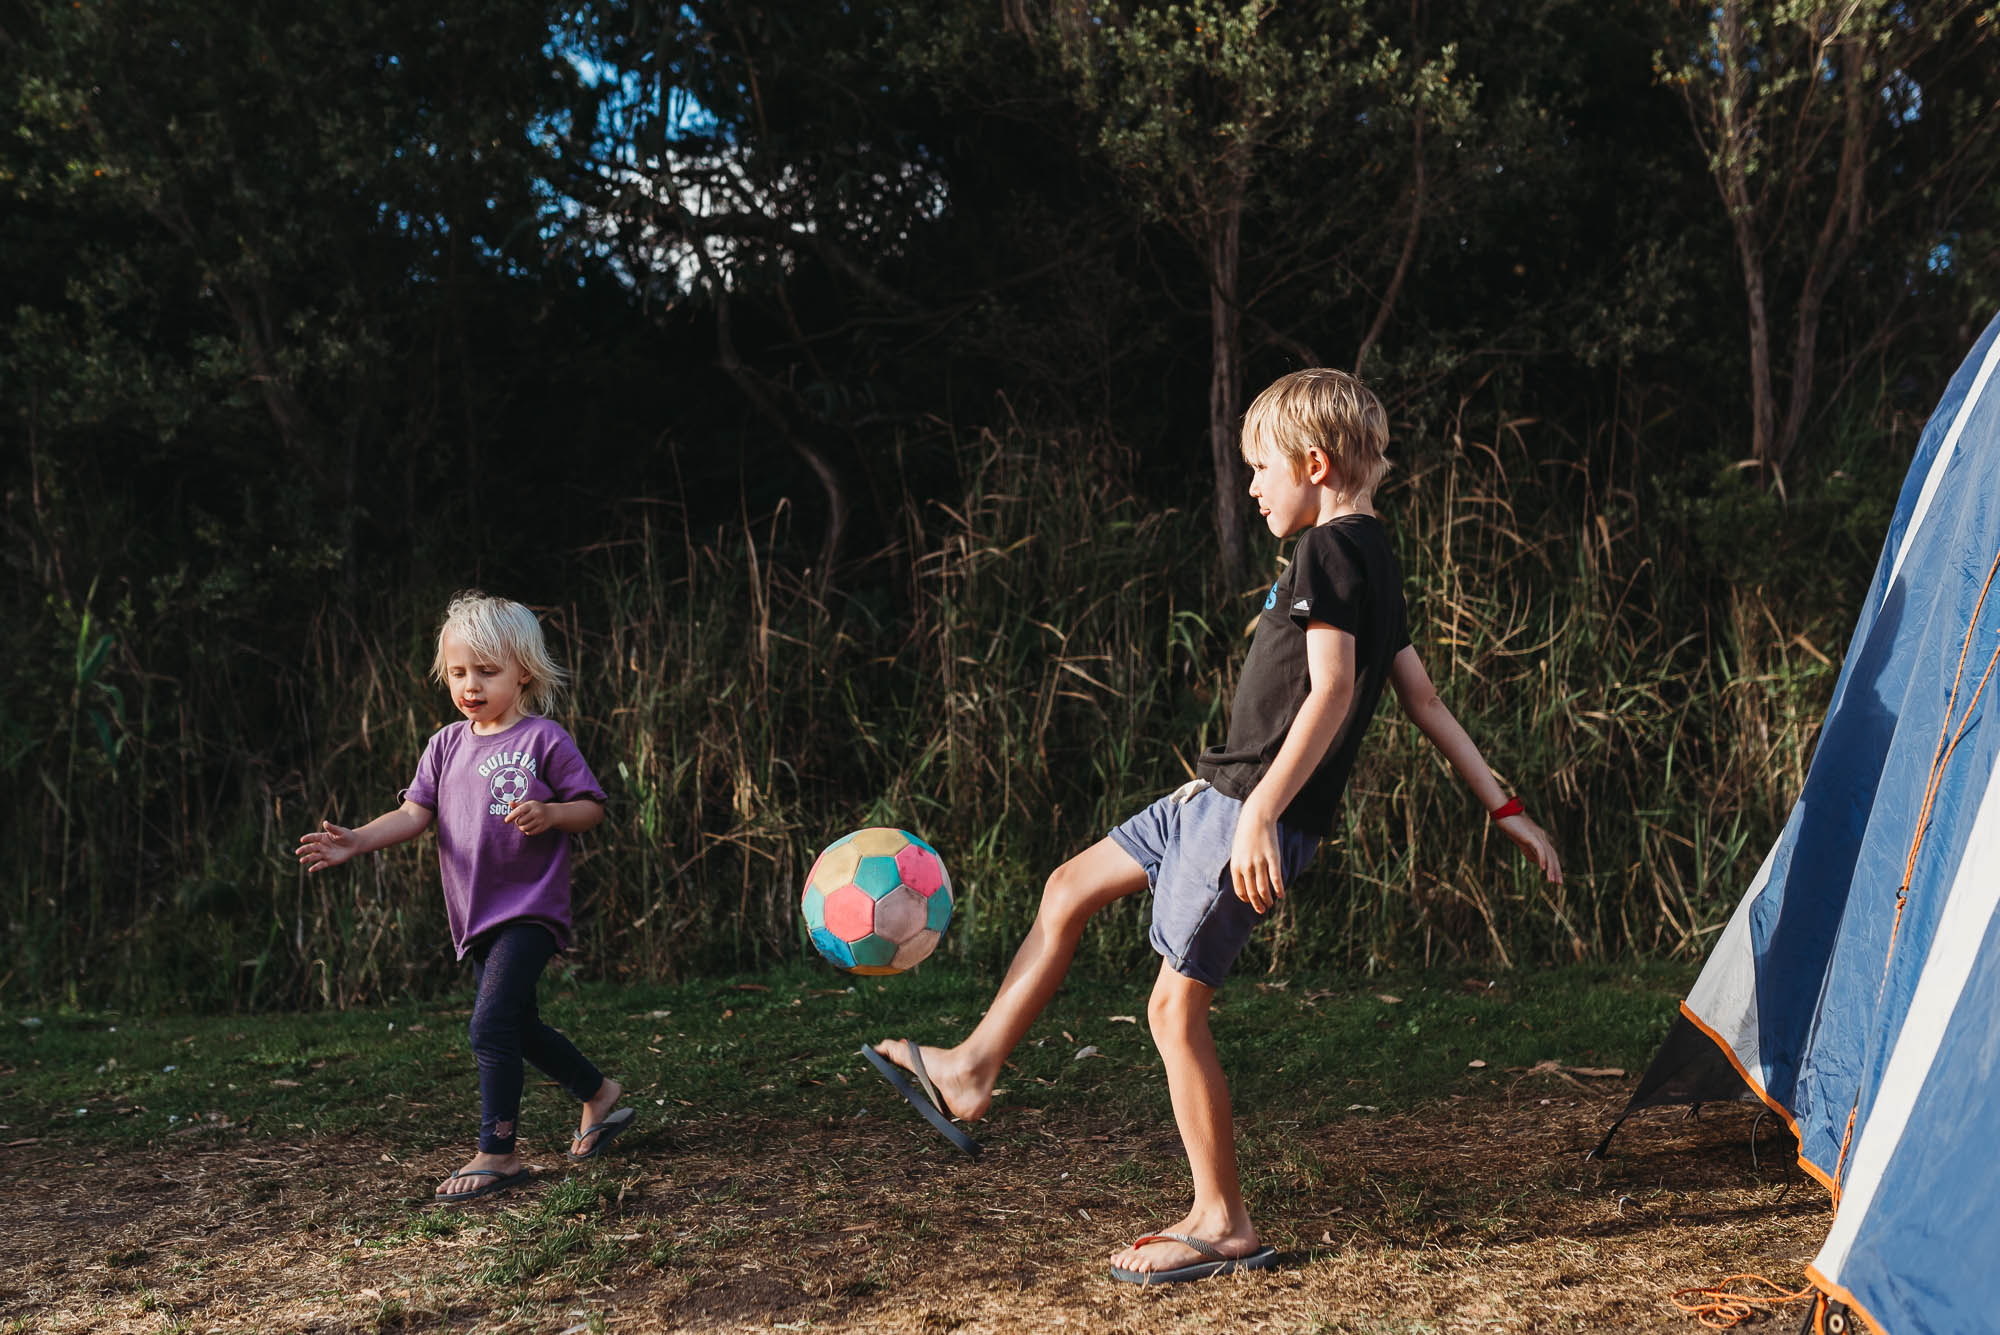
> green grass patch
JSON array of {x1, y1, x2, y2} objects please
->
[{"x1": 0, "y1": 959, "x2": 1696, "y2": 1152}]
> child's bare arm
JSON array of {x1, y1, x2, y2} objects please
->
[
  {"x1": 1388, "y1": 647, "x2": 1561, "y2": 883},
  {"x1": 295, "y1": 801, "x2": 433, "y2": 873},
  {"x1": 1232, "y1": 621, "x2": 1355, "y2": 912},
  {"x1": 504, "y1": 798, "x2": 604, "y2": 837}
]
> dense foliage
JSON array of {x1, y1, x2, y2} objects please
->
[{"x1": 5, "y1": 0, "x2": 1996, "y2": 1008}]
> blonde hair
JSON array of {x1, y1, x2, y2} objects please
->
[
  {"x1": 1241, "y1": 368, "x2": 1390, "y2": 498},
  {"x1": 429, "y1": 591, "x2": 569, "y2": 718}
]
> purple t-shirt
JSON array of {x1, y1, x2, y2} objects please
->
[{"x1": 401, "y1": 715, "x2": 607, "y2": 958}]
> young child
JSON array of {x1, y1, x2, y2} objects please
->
[
  {"x1": 872, "y1": 368, "x2": 1562, "y2": 1282},
  {"x1": 296, "y1": 592, "x2": 632, "y2": 1202}
]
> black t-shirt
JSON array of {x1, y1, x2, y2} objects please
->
[{"x1": 1196, "y1": 514, "x2": 1409, "y2": 836}]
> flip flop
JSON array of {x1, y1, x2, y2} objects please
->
[
  {"x1": 431, "y1": 1167, "x2": 532, "y2": 1204},
  {"x1": 861, "y1": 1042, "x2": 982, "y2": 1157},
  {"x1": 1108, "y1": 1233, "x2": 1279, "y2": 1285},
  {"x1": 568, "y1": 1105, "x2": 636, "y2": 1160}
]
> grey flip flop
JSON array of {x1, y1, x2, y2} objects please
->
[
  {"x1": 568, "y1": 1105, "x2": 636, "y2": 1160},
  {"x1": 432, "y1": 1167, "x2": 532, "y2": 1204},
  {"x1": 861, "y1": 1042, "x2": 982, "y2": 1157},
  {"x1": 1109, "y1": 1233, "x2": 1279, "y2": 1285}
]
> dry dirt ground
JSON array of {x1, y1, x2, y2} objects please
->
[{"x1": 0, "y1": 1084, "x2": 1828, "y2": 1334}]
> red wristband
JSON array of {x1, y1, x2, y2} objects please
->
[{"x1": 1489, "y1": 796, "x2": 1525, "y2": 822}]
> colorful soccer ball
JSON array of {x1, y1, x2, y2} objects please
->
[{"x1": 801, "y1": 828, "x2": 953, "y2": 976}]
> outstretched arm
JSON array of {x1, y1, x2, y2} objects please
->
[
  {"x1": 295, "y1": 801, "x2": 433, "y2": 873},
  {"x1": 1389, "y1": 646, "x2": 1562, "y2": 883}
]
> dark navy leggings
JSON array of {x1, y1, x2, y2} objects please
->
[{"x1": 468, "y1": 921, "x2": 604, "y2": 1154}]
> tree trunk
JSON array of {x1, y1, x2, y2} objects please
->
[
  {"x1": 1357, "y1": 107, "x2": 1426, "y2": 376},
  {"x1": 1773, "y1": 34, "x2": 1871, "y2": 476},
  {"x1": 1209, "y1": 176, "x2": 1250, "y2": 584},
  {"x1": 1715, "y1": 1, "x2": 1777, "y2": 479}
]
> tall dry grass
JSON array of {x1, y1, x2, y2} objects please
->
[{"x1": 5, "y1": 411, "x2": 1854, "y2": 1009}]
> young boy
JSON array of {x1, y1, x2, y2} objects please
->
[{"x1": 872, "y1": 368, "x2": 1562, "y2": 1283}]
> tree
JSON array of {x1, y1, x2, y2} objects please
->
[
  {"x1": 1034, "y1": 1, "x2": 1475, "y2": 579},
  {"x1": 1661, "y1": 0, "x2": 2000, "y2": 482}
]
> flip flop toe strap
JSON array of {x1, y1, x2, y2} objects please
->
[
  {"x1": 902, "y1": 1039, "x2": 948, "y2": 1115},
  {"x1": 1130, "y1": 1233, "x2": 1229, "y2": 1261},
  {"x1": 572, "y1": 1107, "x2": 632, "y2": 1146}
]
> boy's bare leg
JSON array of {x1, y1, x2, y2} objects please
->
[
  {"x1": 875, "y1": 837, "x2": 1147, "y2": 1120},
  {"x1": 1108, "y1": 961, "x2": 1259, "y2": 1274}
]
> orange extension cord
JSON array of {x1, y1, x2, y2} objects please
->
[{"x1": 1671, "y1": 1275, "x2": 1818, "y2": 1329}]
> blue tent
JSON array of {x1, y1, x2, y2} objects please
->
[{"x1": 1604, "y1": 311, "x2": 2000, "y2": 1335}]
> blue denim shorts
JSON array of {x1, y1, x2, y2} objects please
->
[{"x1": 1107, "y1": 780, "x2": 1320, "y2": 987}]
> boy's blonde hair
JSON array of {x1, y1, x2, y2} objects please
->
[
  {"x1": 1241, "y1": 368, "x2": 1390, "y2": 497},
  {"x1": 430, "y1": 591, "x2": 569, "y2": 718}
]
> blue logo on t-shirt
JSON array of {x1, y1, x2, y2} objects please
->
[{"x1": 1263, "y1": 580, "x2": 1281, "y2": 611}]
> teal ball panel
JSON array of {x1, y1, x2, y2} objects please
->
[
  {"x1": 854, "y1": 855, "x2": 903, "y2": 898},
  {"x1": 810, "y1": 926, "x2": 856, "y2": 970},
  {"x1": 925, "y1": 884, "x2": 954, "y2": 933},
  {"x1": 848, "y1": 934, "x2": 898, "y2": 969}
]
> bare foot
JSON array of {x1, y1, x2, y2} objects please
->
[
  {"x1": 1108, "y1": 1210, "x2": 1261, "y2": 1275},
  {"x1": 872, "y1": 1039, "x2": 994, "y2": 1121},
  {"x1": 436, "y1": 1150, "x2": 523, "y2": 1199},
  {"x1": 572, "y1": 1076, "x2": 624, "y2": 1154}
]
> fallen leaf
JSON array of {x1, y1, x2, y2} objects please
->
[
  {"x1": 270, "y1": 1078, "x2": 301, "y2": 1088},
  {"x1": 1074, "y1": 1045, "x2": 1103, "y2": 1061},
  {"x1": 1108, "y1": 1015, "x2": 1138, "y2": 1024},
  {"x1": 731, "y1": 983, "x2": 771, "y2": 993},
  {"x1": 1375, "y1": 993, "x2": 1403, "y2": 1004}
]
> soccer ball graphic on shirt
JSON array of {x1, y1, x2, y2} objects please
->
[
  {"x1": 801, "y1": 828, "x2": 953, "y2": 975},
  {"x1": 490, "y1": 766, "x2": 532, "y2": 807}
]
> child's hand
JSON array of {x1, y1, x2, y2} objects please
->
[
  {"x1": 505, "y1": 800, "x2": 552, "y2": 836},
  {"x1": 1229, "y1": 811, "x2": 1286, "y2": 914},
  {"x1": 296, "y1": 820, "x2": 357, "y2": 873},
  {"x1": 1497, "y1": 813, "x2": 1563, "y2": 883}
]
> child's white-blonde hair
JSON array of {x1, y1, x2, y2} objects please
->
[
  {"x1": 430, "y1": 591, "x2": 569, "y2": 717},
  {"x1": 1241, "y1": 368, "x2": 1391, "y2": 498}
]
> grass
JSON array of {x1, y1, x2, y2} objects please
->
[
  {"x1": 0, "y1": 960, "x2": 1697, "y2": 1155},
  {"x1": 26, "y1": 961, "x2": 1840, "y2": 1332}
]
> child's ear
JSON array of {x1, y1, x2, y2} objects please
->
[{"x1": 1305, "y1": 447, "x2": 1333, "y2": 485}]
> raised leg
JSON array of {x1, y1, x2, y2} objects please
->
[{"x1": 875, "y1": 836, "x2": 1147, "y2": 1120}]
